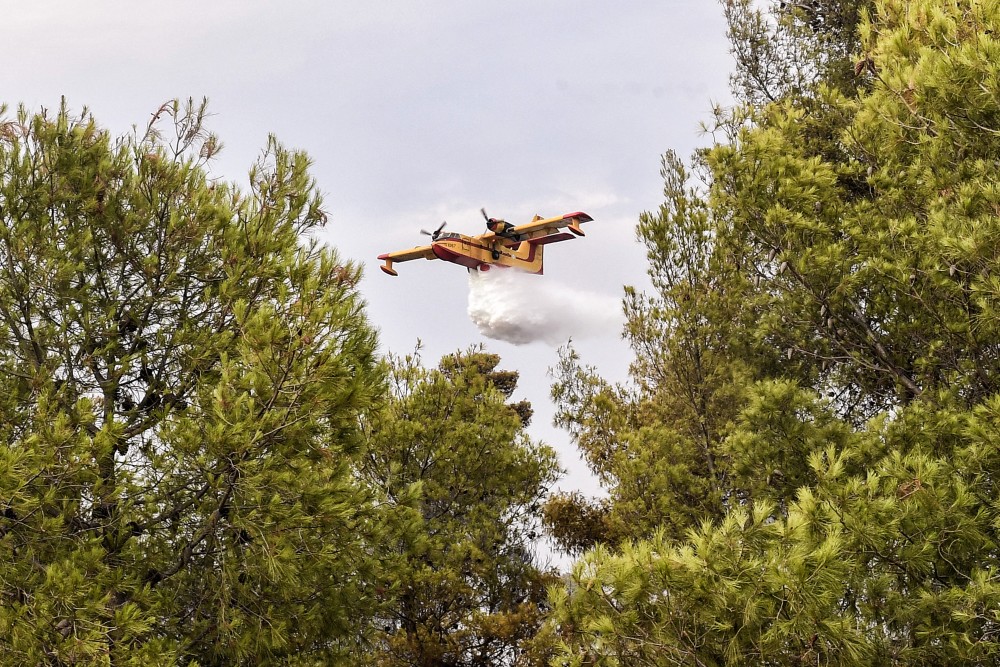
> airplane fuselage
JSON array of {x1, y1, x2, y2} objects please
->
[{"x1": 431, "y1": 235, "x2": 543, "y2": 273}]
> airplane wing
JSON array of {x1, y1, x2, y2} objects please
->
[
  {"x1": 377, "y1": 244, "x2": 436, "y2": 276},
  {"x1": 478, "y1": 211, "x2": 593, "y2": 245},
  {"x1": 513, "y1": 211, "x2": 593, "y2": 238}
]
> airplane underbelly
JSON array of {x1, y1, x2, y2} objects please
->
[{"x1": 432, "y1": 242, "x2": 482, "y2": 269}]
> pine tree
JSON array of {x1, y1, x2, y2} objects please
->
[
  {"x1": 359, "y1": 349, "x2": 560, "y2": 667},
  {"x1": 0, "y1": 100, "x2": 383, "y2": 665},
  {"x1": 548, "y1": 0, "x2": 1000, "y2": 663},
  {"x1": 724, "y1": 0, "x2": 873, "y2": 106},
  {"x1": 544, "y1": 150, "x2": 754, "y2": 551}
]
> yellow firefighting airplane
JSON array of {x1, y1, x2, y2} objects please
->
[{"x1": 378, "y1": 209, "x2": 593, "y2": 277}]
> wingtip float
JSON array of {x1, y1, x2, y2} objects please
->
[{"x1": 378, "y1": 210, "x2": 593, "y2": 277}]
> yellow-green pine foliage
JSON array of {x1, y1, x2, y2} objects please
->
[
  {"x1": 549, "y1": 1, "x2": 1000, "y2": 664},
  {"x1": 0, "y1": 100, "x2": 382, "y2": 666},
  {"x1": 360, "y1": 349, "x2": 560, "y2": 667}
]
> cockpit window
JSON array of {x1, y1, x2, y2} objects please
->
[{"x1": 437, "y1": 232, "x2": 461, "y2": 240}]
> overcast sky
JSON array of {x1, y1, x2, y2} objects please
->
[{"x1": 3, "y1": 1, "x2": 734, "y2": 506}]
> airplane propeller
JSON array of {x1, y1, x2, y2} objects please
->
[
  {"x1": 481, "y1": 207, "x2": 519, "y2": 241},
  {"x1": 420, "y1": 221, "x2": 447, "y2": 240}
]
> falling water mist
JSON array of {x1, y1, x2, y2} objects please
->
[{"x1": 467, "y1": 268, "x2": 623, "y2": 345}]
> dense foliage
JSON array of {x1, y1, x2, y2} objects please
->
[
  {"x1": 359, "y1": 349, "x2": 560, "y2": 667},
  {"x1": 0, "y1": 100, "x2": 383, "y2": 665},
  {"x1": 546, "y1": 0, "x2": 1000, "y2": 664}
]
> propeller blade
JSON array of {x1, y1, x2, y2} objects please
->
[
  {"x1": 481, "y1": 208, "x2": 489, "y2": 222},
  {"x1": 420, "y1": 222, "x2": 447, "y2": 239}
]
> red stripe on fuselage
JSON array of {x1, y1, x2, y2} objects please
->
[
  {"x1": 432, "y1": 242, "x2": 481, "y2": 269},
  {"x1": 433, "y1": 238, "x2": 540, "y2": 269}
]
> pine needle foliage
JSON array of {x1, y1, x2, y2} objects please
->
[
  {"x1": 548, "y1": 1, "x2": 1000, "y2": 664},
  {"x1": 359, "y1": 348, "x2": 561, "y2": 667},
  {"x1": 0, "y1": 100, "x2": 382, "y2": 666}
]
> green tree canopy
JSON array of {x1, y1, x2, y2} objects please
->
[
  {"x1": 0, "y1": 100, "x2": 383, "y2": 665},
  {"x1": 724, "y1": 0, "x2": 874, "y2": 106},
  {"x1": 359, "y1": 348, "x2": 561, "y2": 667},
  {"x1": 548, "y1": 0, "x2": 1000, "y2": 663}
]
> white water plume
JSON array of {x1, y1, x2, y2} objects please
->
[{"x1": 467, "y1": 268, "x2": 623, "y2": 346}]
